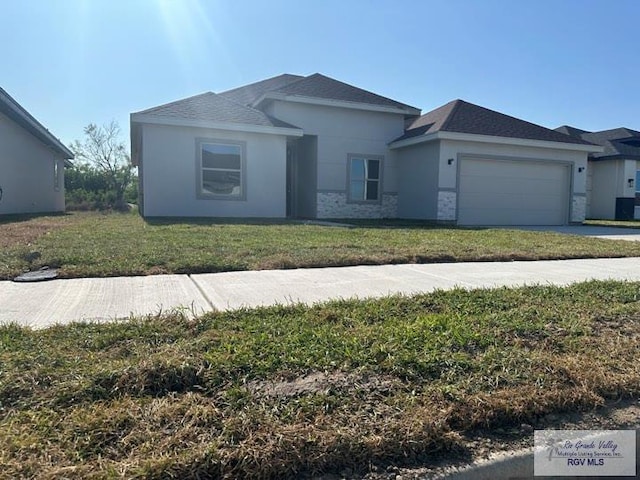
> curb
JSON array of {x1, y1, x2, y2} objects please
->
[
  {"x1": 441, "y1": 429, "x2": 640, "y2": 479},
  {"x1": 440, "y1": 448, "x2": 532, "y2": 479}
]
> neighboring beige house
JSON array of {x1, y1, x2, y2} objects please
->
[
  {"x1": 0, "y1": 87, "x2": 73, "y2": 215},
  {"x1": 131, "y1": 73, "x2": 601, "y2": 225},
  {"x1": 556, "y1": 126, "x2": 640, "y2": 220}
]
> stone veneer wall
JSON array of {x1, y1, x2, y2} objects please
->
[
  {"x1": 437, "y1": 191, "x2": 456, "y2": 221},
  {"x1": 316, "y1": 192, "x2": 398, "y2": 218},
  {"x1": 571, "y1": 195, "x2": 586, "y2": 223}
]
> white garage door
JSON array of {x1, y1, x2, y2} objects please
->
[{"x1": 458, "y1": 158, "x2": 570, "y2": 226}]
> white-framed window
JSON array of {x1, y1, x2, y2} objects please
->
[
  {"x1": 197, "y1": 140, "x2": 245, "y2": 199},
  {"x1": 348, "y1": 155, "x2": 382, "y2": 202},
  {"x1": 635, "y1": 170, "x2": 640, "y2": 206},
  {"x1": 53, "y1": 159, "x2": 60, "y2": 191}
]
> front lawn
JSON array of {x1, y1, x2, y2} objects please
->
[
  {"x1": 585, "y1": 219, "x2": 640, "y2": 229},
  {"x1": 3, "y1": 212, "x2": 640, "y2": 279},
  {"x1": 1, "y1": 281, "x2": 639, "y2": 478}
]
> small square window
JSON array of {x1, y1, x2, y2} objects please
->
[{"x1": 198, "y1": 141, "x2": 244, "y2": 198}]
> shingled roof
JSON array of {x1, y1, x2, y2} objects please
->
[
  {"x1": 554, "y1": 126, "x2": 640, "y2": 160},
  {"x1": 265, "y1": 73, "x2": 419, "y2": 111},
  {"x1": 218, "y1": 74, "x2": 304, "y2": 106},
  {"x1": 133, "y1": 91, "x2": 300, "y2": 130},
  {"x1": 219, "y1": 73, "x2": 418, "y2": 112},
  {"x1": 555, "y1": 125, "x2": 589, "y2": 137},
  {"x1": 392, "y1": 99, "x2": 594, "y2": 146}
]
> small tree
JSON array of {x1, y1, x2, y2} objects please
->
[{"x1": 70, "y1": 121, "x2": 135, "y2": 210}]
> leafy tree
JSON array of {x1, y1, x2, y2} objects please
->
[{"x1": 70, "y1": 121, "x2": 135, "y2": 210}]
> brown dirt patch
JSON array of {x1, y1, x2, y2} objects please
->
[
  {"x1": 0, "y1": 215, "x2": 69, "y2": 249},
  {"x1": 246, "y1": 371, "x2": 399, "y2": 398}
]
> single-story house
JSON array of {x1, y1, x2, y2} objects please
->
[
  {"x1": 556, "y1": 126, "x2": 640, "y2": 220},
  {"x1": 131, "y1": 73, "x2": 601, "y2": 225},
  {"x1": 0, "y1": 87, "x2": 73, "y2": 215}
]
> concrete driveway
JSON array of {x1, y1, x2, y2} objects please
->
[{"x1": 505, "y1": 224, "x2": 640, "y2": 241}]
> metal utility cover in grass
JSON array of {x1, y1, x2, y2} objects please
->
[{"x1": 13, "y1": 267, "x2": 59, "y2": 282}]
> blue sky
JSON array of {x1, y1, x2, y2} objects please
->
[{"x1": 2, "y1": 0, "x2": 639, "y2": 147}]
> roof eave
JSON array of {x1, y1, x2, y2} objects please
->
[
  {"x1": 590, "y1": 154, "x2": 640, "y2": 161},
  {"x1": 0, "y1": 88, "x2": 74, "y2": 159},
  {"x1": 253, "y1": 93, "x2": 421, "y2": 116},
  {"x1": 130, "y1": 113, "x2": 304, "y2": 138},
  {"x1": 390, "y1": 131, "x2": 605, "y2": 152}
]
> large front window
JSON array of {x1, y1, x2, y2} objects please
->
[
  {"x1": 200, "y1": 142, "x2": 243, "y2": 198},
  {"x1": 636, "y1": 170, "x2": 640, "y2": 206},
  {"x1": 349, "y1": 156, "x2": 381, "y2": 202}
]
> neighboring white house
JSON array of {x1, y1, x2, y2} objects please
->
[
  {"x1": 131, "y1": 73, "x2": 601, "y2": 225},
  {"x1": 556, "y1": 126, "x2": 640, "y2": 220},
  {"x1": 0, "y1": 87, "x2": 73, "y2": 215}
]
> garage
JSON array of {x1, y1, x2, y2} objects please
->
[{"x1": 457, "y1": 157, "x2": 571, "y2": 226}]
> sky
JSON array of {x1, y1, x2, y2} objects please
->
[{"x1": 1, "y1": 0, "x2": 639, "y2": 148}]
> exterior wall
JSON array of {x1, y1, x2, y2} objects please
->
[
  {"x1": 396, "y1": 141, "x2": 440, "y2": 219},
  {"x1": 636, "y1": 160, "x2": 640, "y2": 220},
  {"x1": 438, "y1": 139, "x2": 589, "y2": 224},
  {"x1": 0, "y1": 111, "x2": 65, "y2": 215},
  {"x1": 437, "y1": 191, "x2": 457, "y2": 221},
  {"x1": 571, "y1": 195, "x2": 586, "y2": 223},
  {"x1": 316, "y1": 192, "x2": 397, "y2": 218},
  {"x1": 587, "y1": 158, "x2": 637, "y2": 220},
  {"x1": 588, "y1": 160, "x2": 616, "y2": 219},
  {"x1": 589, "y1": 161, "x2": 616, "y2": 219},
  {"x1": 619, "y1": 159, "x2": 637, "y2": 198},
  {"x1": 265, "y1": 101, "x2": 406, "y2": 218},
  {"x1": 140, "y1": 123, "x2": 287, "y2": 217}
]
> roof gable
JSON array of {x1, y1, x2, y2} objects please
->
[
  {"x1": 393, "y1": 100, "x2": 593, "y2": 146},
  {"x1": 133, "y1": 91, "x2": 299, "y2": 129},
  {"x1": 555, "y1": 125, "x2": 590, "y2": 137},
  {"x1": 554, "y1": 126, "x2": 640, "y2": 159},
  {"x1": 267, "y1": 73, "x2": 419, "y2": 111},
  {"x1": 218, "y1": 74, "x2": 304, "y2": 106}
]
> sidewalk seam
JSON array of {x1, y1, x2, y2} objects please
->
[{"x1": 188, "y1": 275, "x2": 216, "y2": 312}]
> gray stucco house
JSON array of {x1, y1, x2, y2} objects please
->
[
  {"x1": 0, "y1": 87, "x2": 73, "y2": 215},
  {"x1": 131, "y1": 73, "x2": 601, "y2": 225},
  {"x1": 556, "y1": 126, "x2": 640, "y2": 220}
]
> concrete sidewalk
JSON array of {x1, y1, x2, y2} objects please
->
[
  {"x1": 3, "y1": 257, "x2": 640, "y2": 328},
  {"x1": 510, "y1": 224, "x2": 640, "y2": 241}
]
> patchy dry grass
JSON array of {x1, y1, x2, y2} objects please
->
[
  {"x1": 2, "y1": 212, "x2": 640, "y2": 279},
  {"x1": 0, "y1": 213, "x2": 72, "y2": 249},
  {"x1": 586, "y1": 219, "x2": 640, "y2": 229},
  {"x1": 2, "y1": 281, "x2": 640, "y2": 478}
]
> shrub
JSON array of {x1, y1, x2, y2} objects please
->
[{"x1": 65, "y1": 164, "x2": 137, "y2": 212}]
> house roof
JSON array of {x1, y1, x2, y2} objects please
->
[
  {"x1": 0, "y1": 87, "x2": 73, "y2": 161},
  {"x1": 132, "y1": 91, "x2": 301, "y2": 130},
  {"x1": 219, "y1": 72, "x2": 419, "y2": 113},
  {"x1": 262, "y1": 73, "x2": 420, "y2": 112},
  {"x1": 392, "y1": 100, "x2": 594, "y2": 146},
  {"x1": 555, "y1": 125, "x2": 589, "y2": 137},
  {"x1": 554, "y1": 126, "x2": 640, "y2": 160},
  {"x1": 218, "y1": 74, "x2": 304, "y2": 106}
]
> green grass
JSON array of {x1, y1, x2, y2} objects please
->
[
  {"x1": 585, "y1": 219, "x2": 640, "y2": 229},
  {"x1": 3, "y1": 212, "x2": 640, "y2": 279},
  {"x1": 2, "y1": 281, "x2": 640, "y2": 478}
]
